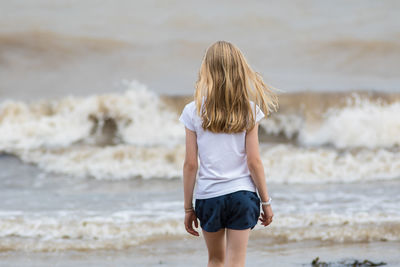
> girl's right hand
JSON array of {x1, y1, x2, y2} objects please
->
[
  {"x1": 184, "y1": 210, "x2": 199, "y2": 236},
  {"x1": 259, "y1": 205, "x2": 273, "y2": 227}
]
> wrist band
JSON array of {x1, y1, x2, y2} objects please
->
[
  {"x1": 184, "y1": 207, "x2": 194, "y2": 213},
  {"x1": 260, "y1": 197, "x2": 272, "y2": 206}
]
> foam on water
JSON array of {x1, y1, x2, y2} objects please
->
[
  {"x1": 0, "y1": 80, "x2": 184, "y2": 152},
  {"x1": 2, "y1": 85, "x2": 399, "y2": 152},
  {"x1": 17, "y1": 145, "x2": 184, "y2": 180},
  {"x1": 1, "y1": 84, "x2": 400, "y2": 183},
  {"x1": 260, "y1": 93, "x2": 400, "y2": 149},
  {"x1": 0, "y1": 210, "x2": 398, "y2": 252},
  {"x1": 11, "y1": 143, "x2": 399, "y2": 183},
  {"x1": 261, "y1": 144, "x2": 400, "y2": 184},
  {"x1": 298, "y1": 94, "x2": 400, "y2": 149}
]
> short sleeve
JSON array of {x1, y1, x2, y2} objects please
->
[
  {"x1": 255, "y1": 104, "x2": 265, "y2": 123},
  {"x1": 179, "y1": 104, "x2": 196, "y2": 131}
]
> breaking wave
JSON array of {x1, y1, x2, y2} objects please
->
[
  {"x1": 0, "y1": 210, "x2": 398, "y2": 252},
  {"x1": 0, "y1": 81, "x2": 399, "y2": 183}
]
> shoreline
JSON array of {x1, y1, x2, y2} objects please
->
[{"x1": 0, "y1": 238, "x2": 398, "y2": 267}]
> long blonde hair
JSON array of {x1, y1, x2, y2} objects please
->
[{"x1": 194, "y1": 41, "x2": 279, "y2": 133}]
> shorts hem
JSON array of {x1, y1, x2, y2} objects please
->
[
  {"x1": 226, "y1": 222, "x2": 258, "y2": 231},
  {"x1": 200, "y1": 226, "x2": 225, "y2": 233},
  {"x1": 201, "y1": 224, "x2": 258, "y2": 232}
]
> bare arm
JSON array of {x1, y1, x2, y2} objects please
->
[
  {"x1": 183, "y1": 127, "x2": 198, "y2": 209},
  {"x1": 245, "y1": 123, "x2": 270, "y2": 201},
  {"x1": 246, "y1": 122, "x2": 274, "y2": 226},
  {"x1": 182, "y1": 127, "x2": 199, "y2": 236}
]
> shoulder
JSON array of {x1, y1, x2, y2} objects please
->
[
  {"x1": 185, "y1": 100, "x2": 196, "y2": 109},
  {"x1": 183, "y1": 101, "x2": 197, "y2": 115},
  {"x1": 249, "y1": 100, "x2": 259, "y2": 108},
  {"x1": 249, "y1": 100, "x2": 265, "y2": 122},
  {"x1": 179, "y1": 101, "x2": 197, "y2": 131},
  {"x1": 248, "y1": 100, "x2": 258, "y2": 112}
]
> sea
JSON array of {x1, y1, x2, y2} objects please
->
[{"x1": 0, "y1": 0, "x2": 399, "y2": 266}]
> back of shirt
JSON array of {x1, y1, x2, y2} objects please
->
[{"x1": 179, "y1": 100, "x2": 265, "y2": 199}]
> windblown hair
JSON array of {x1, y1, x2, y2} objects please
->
[{"x1": 194, "y1": 41, "x2": 279, "y2": 133}]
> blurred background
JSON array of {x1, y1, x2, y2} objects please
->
[
  {"x1": 1, "y1": 0, "x2": 399, "y2": 99},
  {"x1": 0, "y1": 1, "x2": 399, "y2": 266}
]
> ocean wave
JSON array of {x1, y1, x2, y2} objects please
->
[
  {"x1": 1, "y1": 84, "x2": 400, "y2": 183},
  {"x1": 253, "y1": 211, "x2": 400, "y2": 243},
  {"x1": 0, "y1": 80, "x2": 184, "y2": 152},
  {"x1": 17, "y1": 145, "x2": 184, "y2": 180},
  {"x1": 260, "y1": 92, "x2": 400, "y2": 149},
  {"x1": 308, "y1": 38, "x2": 400, "y2": 77},
  {"x1": 165, "y1": 91, "x2": 400, "y2": 149},
  {"x1": 1, "y1": 85, "x2": 400, "y2": 152},
  {"x1": 0, "y1": 210, "x2": 398, "y2": 252},
  {"x1": 298, "y1": 94, "x2": 400, "y2": 149},
  {"x1": 260, "y1": 144, "x2": 400, "y2": 184},
  {"x1": 0, "y1": 31, "x2": 129, "y2": 60},
  {"x1": 9, "y1": 143, "x2": 400, "y2": 183}
]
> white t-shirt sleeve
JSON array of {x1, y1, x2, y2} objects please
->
[
  {"x1": 255, "y1": 104, "x2": 265, "y2": 123},
  {"x1": 179, "y1": 104, "x2": 196, "y2": 131}
]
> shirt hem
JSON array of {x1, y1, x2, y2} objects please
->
[{"x1": 195, "y1": 185, "x2": 256, "y2": 200}]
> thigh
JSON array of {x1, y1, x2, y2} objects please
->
[
  {"x1": 202, "y1": 228, "x2": 226, "y2": 260},
  {"x1": 226, "y1": 228, "x2": 250, "y2": 267}
]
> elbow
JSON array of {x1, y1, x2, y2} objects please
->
[
  {"x1": 184, "y1": 161, "x2": 198, "y2": 171},
  {"x1": 247, "y1": 158, "x2": 263, "y2": 172}
]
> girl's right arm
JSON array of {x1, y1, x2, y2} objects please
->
[
  {"x1": 183, "y1": 127, "x2": 199, "y2": 236},
  {"x1": 245, "y1": 123, "x2": 274, "y2": 226}
]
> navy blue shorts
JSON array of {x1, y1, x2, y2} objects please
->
[{"x1": 195, "y1": 190, "x2": 260, "y2": 232}]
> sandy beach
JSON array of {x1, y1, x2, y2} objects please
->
[{"x1": 1, "y1": 238, "x2": 399, "y2": 266}]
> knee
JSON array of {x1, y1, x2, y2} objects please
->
[
  {"x1": 208, "y1": 254, "x2": 224, "y2": 267},
  {"x1": 225, "y1": 258, "x2": 245, "y2": 267}
]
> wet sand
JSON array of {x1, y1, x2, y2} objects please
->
[{"x1": 1, "y1": 237, "x2": 399, "y2": 267}]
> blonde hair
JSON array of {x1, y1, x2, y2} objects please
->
[{"x1": 194, "y1": 41, "x2": 279, "y2": 133}]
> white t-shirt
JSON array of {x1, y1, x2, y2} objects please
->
[{"x1": 179, "y1": 100, "x2": 265, "y2": 199}]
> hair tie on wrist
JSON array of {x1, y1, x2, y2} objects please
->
[
  {"x1": 260, "y1": 197, "x2": 272, "y2": 206},
  {"x1": 185, "y1": 207, "x2": 194, "y2": 213}
]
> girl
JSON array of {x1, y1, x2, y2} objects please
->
[{"x1": 179, "y1": 41, "x2": 278, "y2": 267}]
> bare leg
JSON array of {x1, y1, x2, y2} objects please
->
[
  {"x1": 225, "y1": 228, "x2": 250, "y2": 267},
  {"x1": 202, "y1": 228, "x2": 226, "y2": 267}
]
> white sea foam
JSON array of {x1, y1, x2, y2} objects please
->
[
  {"x1": 260, "y1": 113, "x2": 304, "y2": 139},
  {"x1": 0, "y1": 210, "x2": 398, "y2": 251},
  {"x1": 261, "y1": 93, "x2": 400, "y2": 149},
  {"x1": 0, "y1": 80, "x2": 184, "y2": 153},
  {"x1": 1, "y1": 86, "x2": 400, "y2": 183},
  {"x1": 299, "y1": 94, "x2": 400, "y2": 149},
  {"x1": 253, "y1": 211, "x2": 400, "y2": 243},
  {"x1": 260, "y1": 144, "x2": 400, "y2": 184},
  {"x1": 12, "y1": 143, "x2": 399, "y2": 183},
  {"x1": 16, "y1": 145, "x2": 184, "y2": 180}
]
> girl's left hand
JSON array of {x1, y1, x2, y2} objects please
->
[
  {"x1": 259, "y1": 205, "x2": 274, "y2": 227},
  {"x1": 184, "y1": 210, "x2": 199, "y2": 236}
]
